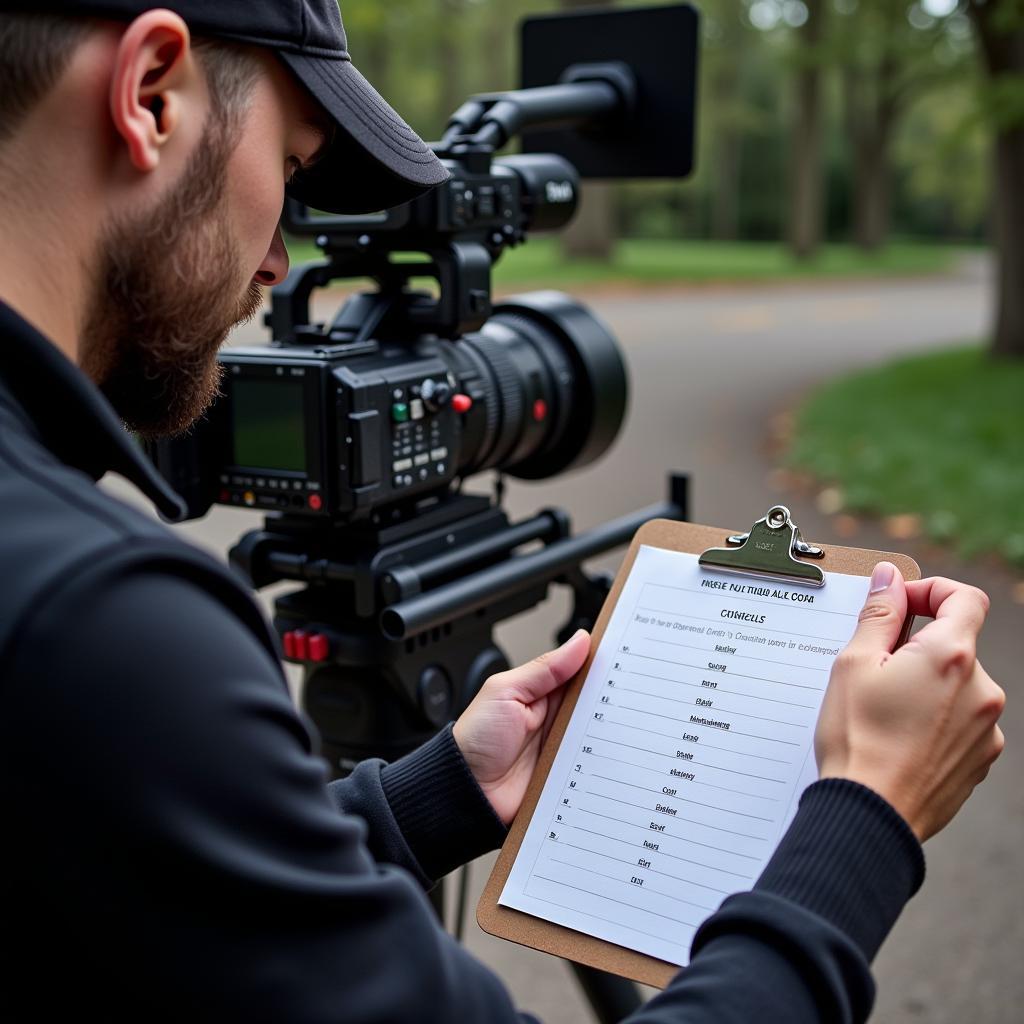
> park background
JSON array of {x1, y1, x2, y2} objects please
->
[
  {"x1": 285, "y1": 0, "x2": 1024, "y2": 577},
  {"x1": 154, "y1": 2, "x2": 1024, "y2": 1022}
]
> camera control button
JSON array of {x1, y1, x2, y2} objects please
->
[
  {"x1": 393, "y1": 458, "x2": 412, "y2": 472},
  {"x1": 290, "y1": 630, "x2": 309, "y2": 661},
  {"x1": 391, "y1": 402, "x2": 410, "y2": 423},
  {"x1": 452, "y1": 393, "x2": 473, "y2": 413},
  {"x1": 420, "y1": 378, "x2": 451, "y2": 410},
  {"x1": 410, "y1": 398, "x2": 425, "y2": 420},
  {"x1": 307, "y1": 633, "x2": 329, "y2": 663}
]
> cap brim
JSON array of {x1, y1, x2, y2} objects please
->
[{"x1": 279, "y1": 53, "x2": 449, "y2": 215}]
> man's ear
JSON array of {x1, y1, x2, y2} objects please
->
[{"x1": 109, "y1": 10, "x2": 195, "y2": 173}]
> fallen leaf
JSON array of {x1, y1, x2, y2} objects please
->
[
  {"x1": 816, "y1": 487, "x2": 844, "y2": 516},
  {"x1": 833, "y1": 514, "x2": 860, "y2": 538},
  {"x1": 883, "y1": 514, "x2": 922, "y2": 541}
]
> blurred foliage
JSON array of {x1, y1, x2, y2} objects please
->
[
  {"x1": 788, "y1": 345, "x2": 1024, "y2": 569},
  {"x1": 492, "y1": 237, "x2": 957, "y2": 283},
  {"x1": 337, "y1": 0, "x2": 1005, "y2": 245}
]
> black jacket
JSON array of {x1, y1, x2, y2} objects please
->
[{"x1": 0, "y1": 300, "x2": 923, "y2": 1022}]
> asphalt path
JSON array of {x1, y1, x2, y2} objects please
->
[{"x1": 130, "y1": 258, "x2": 1021, "y2": 1023}]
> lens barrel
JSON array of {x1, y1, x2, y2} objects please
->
[{"x1": 450, "y1": 291, "x2": 628, "y2": 481}]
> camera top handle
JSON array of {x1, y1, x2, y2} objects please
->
[
  {"x1": 438, "y1": 61, "x2": 636, "y2": 155},
  {"x1": 271, "y1": 67, "x2": 634, "y2": 345}
]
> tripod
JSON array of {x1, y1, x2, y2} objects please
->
[{"x1": 230, "y1": 472, "x2": 689, "y2": 1022}]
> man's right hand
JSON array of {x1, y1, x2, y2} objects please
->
[{"x1": 816, "y1": 562, "x2": 1005, "y2": 842}]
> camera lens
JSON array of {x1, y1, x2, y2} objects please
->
[{"x1": 450, "y1": 291, "x2": 628, "y2": 480}]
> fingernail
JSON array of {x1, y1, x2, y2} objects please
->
[
  {"x1": 561, "y1": 628, "x2": 587, "y2": 648},
  {"x1": 870, "y1": 562, "x2": 894, "y2": 593}
]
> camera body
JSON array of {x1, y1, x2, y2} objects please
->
[
  {"x1": 184, "y1": 343, "x2": 461, "y2": 521},
  {"x1": 150, "y1": 149, "x2": 609, "y2": 524},
  {"x1": 153, "y1": 286, "x2": 627, "y2": 523}
]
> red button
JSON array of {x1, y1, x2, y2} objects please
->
[
  {"x1": 532, "y1": 399, "x2": 547, "y2": 422},
  {"x1": 452, "y1": 393, "x2": 473, "y2": 413},
  {"x1": 282, "y1": 631, "x2": 297, "y2": 659},
  {"x1": 291, "y1": 630, "x2": 309, "y2": 661},
  {"x1": 308, "y1": 633, "x2": 329, "y2": 663},
  {"x1": 308, "y1": 493, "x2": 323, "y2": 511}
]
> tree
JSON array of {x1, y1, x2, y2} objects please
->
[
  {"x1": 703, "y1": 3, "x2": 763, "y2": 240},
  {"x1": 838, "y1": 1, "x2": 965, "y2": 251},
  {"x1": 787, "y1": 0, "x2": 826, "y2": 260},
  {"x1": 968, "y1": 0, "x2": 1024, "y2": 357},
  {"x1": 436, "y1": 0, "x2": 466, "y2": 129},
  {"x1": 558, "y1": 0, "x2": 616, "y2": 262}
]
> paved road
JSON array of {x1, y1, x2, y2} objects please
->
[{"x1": 139, "y1": 258, "x2": 1021, "y2": 1023}]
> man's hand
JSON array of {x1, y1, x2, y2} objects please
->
[
  {"x1": 816, "y1": 562, "x2": 1006, "y2": 842},
  {"x1": 453, "y1": 629, "x2": 591, "y2": 826}
]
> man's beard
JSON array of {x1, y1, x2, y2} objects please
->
[{"x1": 82, "y1": 117, "x2": 264, "y2": 439}]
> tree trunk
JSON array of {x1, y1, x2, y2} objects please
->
[
  {"x1": 711, "y1": 131, "x2": 742, "y2": 241},
  {"x1": 480, "y1": 1, "x2": 512, "y2": 93},
  {"x1": 845, "y1": 47, "x2": 898, "y2": 253},
  {"x1": 562, "y1": 183, "x2": 616, "y2": 260},
  {"x1": 990, "y1": 125, "x2": 1024, "y2": 357},
  {"x1": 969, "y1": 0, "x2": 1024, "y2": 358},
  {"x1": 709, "y1": 57, "x2": 743, "y2": 241},
  {"x1": 437, "y1": 0, "x2": 464, "y2": 128},
  {"x1": 851, "y1": 126, "x2": 892, "y2": 251},
  {"x1": 788, "y1": 0, "x2": 826, "y2": 261},
  {"x1": 559, "y1": 0, "x2": 615, "y2": 262},
  {"x1": 358, "y1": 29, "x2": 390, "y2": 98}
]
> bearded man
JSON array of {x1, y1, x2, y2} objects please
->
[{"x1": 0, "y1": 3, "x2": 1005, "y2": 1022}]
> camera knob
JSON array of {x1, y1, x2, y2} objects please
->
[{"x1": 420, "y1": 378, "x2": 452, "y2": 412}]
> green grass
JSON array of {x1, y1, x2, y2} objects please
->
[
  {"x1": 787, "y1": 346, "x2": 1024, "y2": 570},
  {"x1": 283, "y1": 237, "x2": 961, "y2": 289},
  {"x1": 494, "y1": 238, "x2": 957, "y2": 287}
]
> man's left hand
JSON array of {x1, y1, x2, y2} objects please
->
[{"x1": 453, "y1": 629, "x2": 590, "y2": 826}]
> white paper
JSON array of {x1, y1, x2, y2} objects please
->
[{"x1": 498, "y1": 545, "x2": 870, "y2": 966}]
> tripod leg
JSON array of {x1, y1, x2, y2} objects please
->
[
  {"x1": 428, "y1": 875, "x2": 446, "y2": 927},
  {"x1": 570, "y1": 964, "x2": 643, "y2": 1024},
  {"x1": 454, "y1": 863, "x2": 470, "y2": 942}
]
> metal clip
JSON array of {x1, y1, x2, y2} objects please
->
[{"x1": 698, "y1": 505, "x2": 825, "y2": 588}]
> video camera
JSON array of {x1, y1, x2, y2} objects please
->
[{"x1": 148, "y1": 3, "x2": 699, "y2": 767}]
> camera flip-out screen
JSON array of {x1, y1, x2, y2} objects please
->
[{"x1": 231, "y1": 379, "x2": 306, "y2": 473}]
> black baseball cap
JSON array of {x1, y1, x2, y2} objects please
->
[{"x1": 4, "y1": 0, "x2": 450, "y2": 214}]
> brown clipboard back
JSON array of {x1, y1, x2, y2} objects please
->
[{"x1": 477, "y1": 517, "x2": 921, "y2": 989}]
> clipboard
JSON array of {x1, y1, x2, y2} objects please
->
[{"x1": 478, "y1": 505, "x2": 921, "y2": 989}]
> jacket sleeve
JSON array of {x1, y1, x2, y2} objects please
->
[
  {"x1": 8, "y1": 555, "x2": 923, "y2": 1024},
  {"x1": 5, "y1": 561, "x2": 527, "y2": 1023},
  {"x1": 326, "y1": 726, "x2": 507, "y2": 887},
  {"x1": 622, "y1": 779, "x2": 925, "y2": 1024}
]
